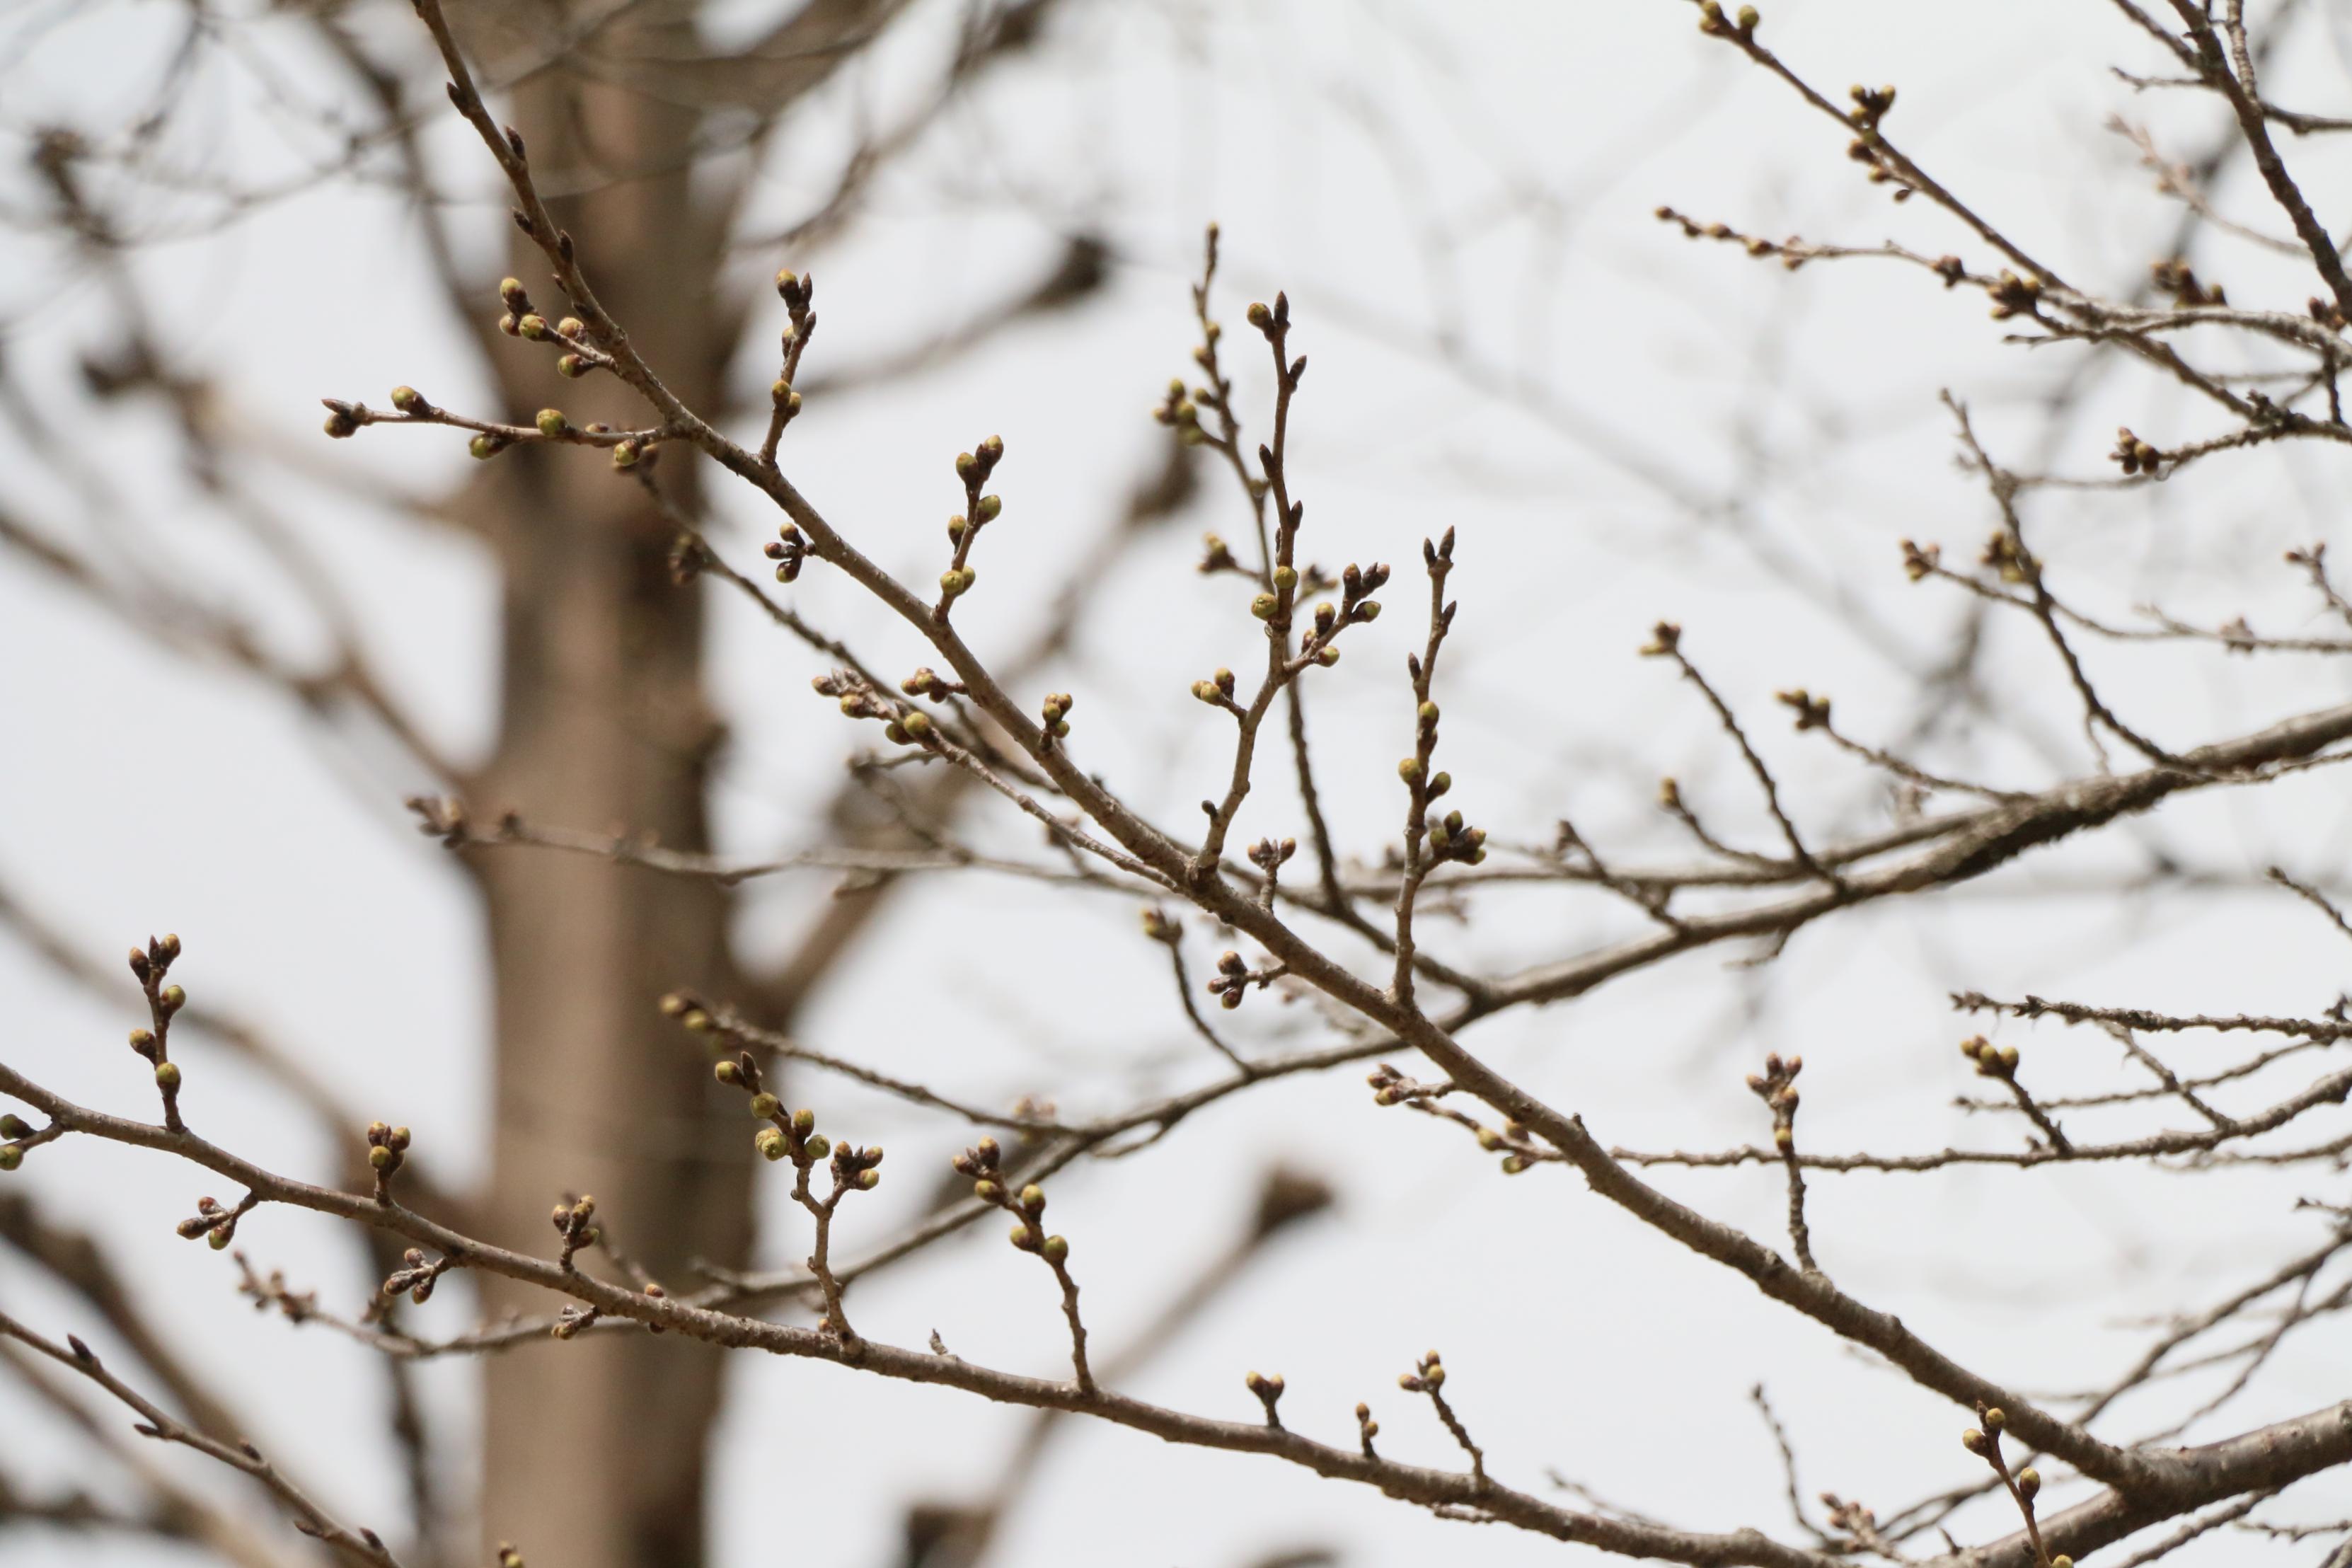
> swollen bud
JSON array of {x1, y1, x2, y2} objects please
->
[
  {"x1": 535, "y1": 408, "x2": 569, "y2": 438},
  {"x1": 1040, "y1": 1234, "x2": 1068, "y2": 1264},
  {"x1": 0, "y1": 1146, "x2": 19, "y2": 1172},
  {"x1": 154, "y1": 1061, "x2": 181, "y2": 1091}
]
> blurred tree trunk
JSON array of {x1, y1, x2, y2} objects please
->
[{"x1": 470, "y1": 23, "x2": 747, "y2": 1568}]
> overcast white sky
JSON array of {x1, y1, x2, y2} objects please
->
[{"x1": 5, "y1": 1, "x2": 2352, "y2": 1564}]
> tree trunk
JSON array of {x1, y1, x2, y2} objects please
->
[{"x1": 471, "y1": 33, "x2": 747, "y2": 1568}]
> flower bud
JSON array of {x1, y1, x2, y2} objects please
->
[
  {"x1": 471, "y1": 434, "x2": 504, "y2": 460},
  {"x1": 804, "y1": 1134, "x2": 829, "y2": 1160},
  {"x1": 749, "y1": 1093, "x2": 780, "y2": 1120},
  {"x1": 1250, "y1": 593, "x2": 1279, "y2": 620},
  {"x1": 160, "y1": 984, "x2": 185, "y2": 1013},
  {"x1": 713, "y1": 1060, "x2": 742, "y2": 1085},
  {"x1": 0, "y1": 1146, "x2": 20, "y2": 1172},
  {"x1": 535, "y1": 408, "x2": 568, "y2": 438},
  {"x1": 756, "y1": 1128, "x2": 787, "y2": 1161},
  {"x1": 0, "y1": 1115, "x2": 30, "y2": 1139},
  {"x1": 154, "y1": 1061, "x2": 181, "y2": 1091},
  {"x1": 369, "y1": 1145, "x2": 396, "y2": 1170},
  {"x1": 518, "y1": 314, "x2": 549, "y2": 340},
  {"x1": 391, "y1": 386, "x2": 425, "y2": 413}
]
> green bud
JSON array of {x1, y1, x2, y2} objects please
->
[
  {"x1": 855, "y1": 1168, "x2": 880, "y2": 1190},
  {"x1": 128, "y1": 1028, "x2": 156, "y2": 1052},
  {"x1": 756, "y1": 1128, "x2": 788, "y2": 1161},
  {"x1": 1398, "y1": 758, "x2": 1424, "y2": 783},
  {"x1": 557, "y1": 354, "x2": 587, "y2": 379},
  {"x1": 1272, "y1": 565, "x2": 1296, "y2": 592},
  {"x1": 159, "y1": 984, "x2": 185, "y2": 1013},
  {"x1": 1250, "y1": 593, "x2": 1279, "y2": 620},
  {"x1": 518, "y1": 313, "x2": 549, "y2": 340},
  {"x1": 0, "y1": 1115, "x2": 30, "y2": 1139},
  {"x1": 1019, "y1": 1184, "x2": 1046, "y2": 1214},
  {"x1": 557, "y1": 317, "x2": 584, "y2": 340},
  {"x1": 154, "y1": 1061, "x2": 181, "y2": 1090},
  {"x1": 749, "y1": 1093, "x2": 780, "y2": 1120},
  {"x1": 0, "y1": 1146, "x2": 21, "y2": 1172},
  {"x1": 1428, "y1": 772, "x2": 1451, "y2": 798},
  {"x1": 713, "y1": 1060, "x2": 742, "y2": 1085},
  {"x1": 207, "y1": 1228, "x2": 231, "y2": 1250},
  {"x1": 1041, "y1": 1234, "x2": 1068, "y2": 1264},
  {"x1": 471, "y1": 434, "x2": 502, "y2": 460},
  {"x1": 1355, "y1": 599, "x2": 1382, "y2": 621},
  {"x1": 902, "y1": 710, "x2": 934, "y2": 738},
  {"x1": 1008, "y1": 1222, "x2": 1035, "y2": 1250},
  {"x1": 974, "y1": 1178, "x2": 1001, "y2": 1204},
  {"x1": 791, "y1": 1107, "x2": 817, "y2": 1136},
  {"x1": 1736, "y1": 4, "x2": 1758, "y2": 28},
  {"x1": 976, "y1": 495, "x2": 1002, "y2": 522},
  {"x1": 535, "y1": 408, "x2": 568, "y2": 438},
  {"x1": 369, "y1": 1145, "x2": 396, "y2": 1170},
  {"x1": 2016, "y1": 1467, "x2": 2040, "y2": 1500},
  {"x1": 804, "y1": 1134, "x2": 830, "y2": 1160},
  {"x1": 391, "y1": 386, "x2": 425, "y2": 413}
]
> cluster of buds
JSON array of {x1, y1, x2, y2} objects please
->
[
  {"x1": 497, "y1": 276, "x2": 604, "y2": 380},
  {"x1": 365, "y1": 1122, "x2": 413, "y2": 1199},
  {"x1": 2150, "y1": 257, "x2": 2225, "y2": 309},
  {"x1": 1652, "y1": 206, "x2": 1816, "y2": 271},
  {"x1": 1695, "y1": 1, "x2": 1760, "y2": 38},
  {"x1": 1960, "y1": 1405, "x2": 2070, "y2": 1567},
  {"x1": 1205, "y1": 949, "x2": 1283, "y2": 1011},
  {"x1": 955, "y1": 1138, "x2": 1069, "y2": 1265},
  {"x1": 1247, "y1": 835, "x2": 1297, "y2": 884},
  {"x1": 938, "y1": 435, "x2": 1006, "y2": 609},
  {"x1": 1244, "y1": 292, "x2": 1291, "y2": 345},
  {"x1": 1397, "y1": 1348, "x2": 1448, "y2": 1393},
  {"x1": 1988, "y1": 270, "x2": 2045, "y2": 321},
  {"x1": 1426, "y1": 807, "x2": 1486, "y2": 865},
  {"x1": 1746, "y1": 1052, "x2": 1804, "y2": 1153},
  {"x1": 550, "y1": 1194, "x2": 599, "y2": 1269},
  {"x1": 1297, "y1": 560, "x2": 1389, "y2": 664},
  {"x1": 901, "y1": 667, "x2": 961, "y2": 702},
  {"x1": 1355, "y1": 1401, "x2": 1380, "y2": 1455},
  {"x1": 763, "y1": 521, "x2": 809, "y2": 583},
  {"x1": 125, "y1": 933, "x2": 188, "y2": 1123},
  {"x1": 811, "y1": 671, "x2": 935, "y2": 749},
  {"x1": 1980, "y1": 531, "x2": 2031, "y2": 584},
  {"x1": 174, "y1": 1194, "x2": 250, "y2": 1252},
  {"x1": 1190, "y1": 665, "x2": 1240, "y2": 713},
  {"x1": 1959, "y1": 1034, "x2": 2022, "y2": 1080},
  {"x1": 1153, "y1": 378, "x2": 1205, "y2": 444},
  {"x1": 1900, "y1": 538, "x2": 1942, "y2": 582},
  {"x1": 714, "y1": 1048, "x2": 877, "y2": 1189},
  {"x1": 768, "y1": 268, "x2": 815, "y2": 428},
  {"x1": 382, "y1": 1247, "x2": 451, "y2": 1306},
  {"x1": 1039, "y1": 691, "x2": 1074, "y2": 746},
  {"x1": 659, "y1": 990, "x2": 720, "y2": 1037},
  {"x1": 1244, "y1": 1369, "x2": 1286, "y2": 1426},
  {"x1": 1775, "y1": 688, "x2": 1833, "y2": 730},
  {"x1": 0, "y1": 1112, "x2": 33, "y2": 1172},
  {"x1": 1396, "y1": 710, "x2": 1453, "y2": 800},
  {"x1": 1846, "y1": 83, "x2": 1896, "y2": 132},
  {"x1": 2110, "y1": 427, "x2": 2166, "y2": 477}
]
